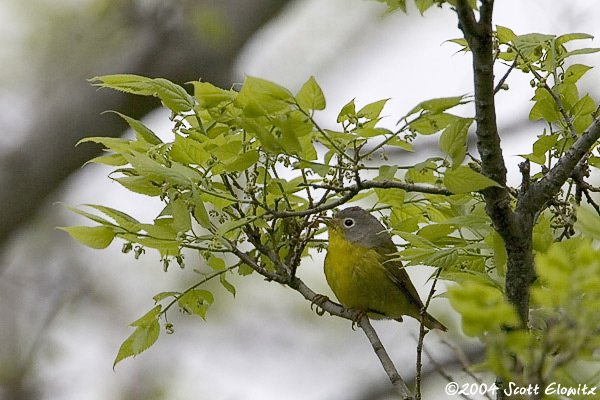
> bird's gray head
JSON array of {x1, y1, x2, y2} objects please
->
[{"x1": 330, "y1": 206, "x2": 391, "y2": 248}]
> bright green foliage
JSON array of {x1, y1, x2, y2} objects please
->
[
  {"x1": 113, "y1": 305, "x2": 161, "y2": 367},
  {"x1": 448, "y1": 281, "x2": 519, "y2": 336},
  {"x1": 487, "y1": 26, "x2": 600, "y2": 169},
  {"x1": 369, "y1": 0, "x2": 476, "y2": 15},
  {"x1": 64, "y1": 71, "x2": 492, "y2": 365},
  {"x1": 488, "y1": 237, "x2": 600, "y2": 387},
  {"x1": 443, "y1": 165, "x2": 501, "y2": 193},
  {"x1": 63, "y1": 15, "x2": 600, "y2": 388},
  {"x1": 58, "y1": 225, "x2": 115, "y2": 249}
]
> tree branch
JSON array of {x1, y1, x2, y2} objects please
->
[
  {"x1": 456, "y1": 0, "x2": 514, "y2": 240},
  {"x1": 288, "y1": 277, "x2": 414, "y2": 399},
  {"x1": 524, "y1": 117, "x2": 600, "y2": 215},
  {"x1": 260, "y1": 180, "x2": 451, "y2": 218},
  {"x1": 225, "y1": 234, "x2": 415, "y2": 398},
  {"x1": 359, "y1": 316, "x2": 414, "y2": 400},
  {"x1": 456, "y1": 0, "x2": 538, "y2": 325}
]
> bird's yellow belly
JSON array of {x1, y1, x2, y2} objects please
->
[{"x1": 324, "y1": 230, "x2": 410, "y2": 318}]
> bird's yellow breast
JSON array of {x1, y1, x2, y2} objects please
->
[{"x1": 324, "y1": 228, "x2": 409, "y2": 317}]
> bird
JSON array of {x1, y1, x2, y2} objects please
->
[{"x1": 322, "y1": 206, "x2": 447, "y2": 331}]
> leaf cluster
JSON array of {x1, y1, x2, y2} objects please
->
[{"x1": 62, "y1": 19, "x2": 600, "y2": 389}]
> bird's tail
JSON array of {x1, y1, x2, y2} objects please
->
[{"x1": 422, "y1": 312, "x2": 447, "y2": 332}]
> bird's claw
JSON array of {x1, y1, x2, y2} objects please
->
[
  {"x1": 350, "y1": 309, "x2": 368, "y2": 330},
  {"x1": 311, "y1": 294, "x2": 329, "y2": 316}
]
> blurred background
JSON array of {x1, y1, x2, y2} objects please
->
[{"x1": 1, "y1": 0, "x2": 599, "y2": 399}]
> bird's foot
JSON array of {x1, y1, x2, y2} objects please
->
[
  {"x1": 311, "y1": 294, "x2": 329, "y2": 316},
  {"x1": 350, "y1": 309, "x2": 369, "y2": 331}
]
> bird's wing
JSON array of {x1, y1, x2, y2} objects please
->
[{"x1": 375, "y1": 234, "x2": 426, "y2": 309}]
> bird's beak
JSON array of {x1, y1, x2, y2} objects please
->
[{"x1": 317, "y1": 216, "x2": 334, "y2": 227}]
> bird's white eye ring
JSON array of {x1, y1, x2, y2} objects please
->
[{"x1": 344, "y1": 218, "x2": 355, "y2": 227}]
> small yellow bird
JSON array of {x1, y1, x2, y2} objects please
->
[{"x1": 323, "y1": 206, "x2": 446, "y2": 331}]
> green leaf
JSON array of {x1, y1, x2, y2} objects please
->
[
  {"x1": 201, "y1": 192, "x2": 236, "y2": 210},
  {"x1": 170, "y1": 134, "x2": 211, "y2": 166},
  {"x1": 563, "y1": 64, "x2": 593, "y2": 84},
  {"x1": 560, "y1": 47, "x2": 600, "y2": 60},
  {"x1": 520, "y1": 133, "x2": 558, "y2": 165},
  {"x1": 207, "y1": 254, "x2": 227, "y2": 270},
  {"x1": 113, "y1": 175, "x2": 162, "y2": 196},
  {"x1": 178, "y1": 289, "x2": 214, "y2": 319},
  {"x1": 399, "y1": 247, "x2": 459, "y2": 268},
  {"x1": 443, "y1": 166, "x2": 502, "y2": 194},
  {"x1": 491, "y1": 230, "x2": 507, "y2": 277},
  {"x1": 371, "y1": 0, "x2": 406, "y2": 14},
  {"x1": 236, "y1": 76, "x2": 294, "y2": 117},
  {"x1": 417, "y1": 223, "x2": 456, "y2": 242},
  {"x1": 572, "y1": 94, "x2": 596, "y2": 117},
  {"x1": 496, "y1": 25, "x2": 516, "y2": 44},
  {"x1": 275, "y1": 117, "x2": 304, "y2": 156},
  {"x1": 357, "y1": 99, "x2": 389, "y2": 120},
  {"x1": 448, "y1": 281, "x2": 519, "y2": 336},
  {"x1": 295, "y1": 76, "x2": 326, "y2": 112},
  {"x1": 513, "y1": 33, "x2": 555, "y2": 60},
  {"x1": 135, "y1": 221, "x2": 177, "y2": 242},
  {"x1": 216, "y1": 216, "x2": 255, "y2": 236},
  {"x1": 190, "y1": 81, "x2": 236, "y2": 108},
  {"x1": 123, "y1": 152, "x2": 199, "y2": 187},
  {"x1": 556, "y1": 32, "x2": 594, "y2": 46},
  {"x1": 191, "y1": 190, "x2": 211, "y2": 229},
  {"x1": 133, "y1": 236, "x2": 180, "y2": 255},
  {"x1": 445, "y1": 38, "x2": 469, "y2": 51},
  {"x1": 387, "y1": 137, "x2": 413, "y2": 151},
  {"x1": 241, "y1": 119, "x2": 284, "y2": 154},
  {"x1": 87, "y1": 153, "x2": 128, "y2": 166},
  {"x1": 378, "y1": 165, "x2": 398, "y2": 180},
  {"x1": 293, "y1": 160, "x2": 329, "y2": 177},
  {"x1": 354, "y1": 127, "x2": 391, "y2": 138},
  {"x1": 151, "y1": 78, "x2": 195, "y2": 113},
  {"x1": 113, "y1": 305, "x2": 161, "y2": 368},
  {"x1": 529, "y1": 88, "x2": 561, "y2": 122},
  {"x1": 558, "y1": 83, "x2": 579, "y2": 112},
  {"x1": 572, "y1": 94, "x2": 596, "y2": 133},
  {"x1": 407, "y1": 96, "x2": 467, "y2": 117},
  {"x1": 58, "y1": 226, "x2": 115, "y2": 249},
  {"x1": 90, "y1": 76, "x2": 195, "y2": 113},
  {"x1": 211, "y1": 140, "x2": 242, "y2": 164},
  {"x1": 298, "y1": 134, "x2": 318, "y2": 161},
  {"x1": 78, "y1": 136, "x2": 136, "y2": 154},
  {"x1": 225, "y1": 150, "x2": 260, "y2": 172},
  {"x1": 337, "y1": 98, "x2": 356, "y2": 123},
  {"x1": 219, "y1": 274, "x2": 236, "y2": 297},
  {"x1": 374, "y1": 188, "x2": 405, "y2": 208},
  {"x1": 410, "y1": 113, "x2": 459, "y2": 135},
  {"x1": 153, "y1": 291, "x2": 180, "y2": 302},
  {"x1": 171, "y1": 198, "x2": 192, "y2": 233},
  {"x1": 108, "y1": 111, "x2": 162, "y2": 145},
  {"x1": 575, "y1": 206, "x2": 600, "y2": 240},
  {"x1": 85, "y1": 205, "x2": 141, "y2": 233},
  {"x1": 532, "y1": 213, "x2": 553, "y2": 253},
  {"x1": 59, "y1": 203, "x2": 113, "y2": 226},
  {"x1": 89, "y1": 74, "x2": 155, "y2": 95},
  {"x1": 439, "y1": 118, "x2": 472, "y2": 167},
  {"x1": 393, "y1": 231, "x2": 435, "y2": 249},
  {"x1": 414, "y1": 0, "x2": 434, "y2": 15}
]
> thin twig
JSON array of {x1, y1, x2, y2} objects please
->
[
  {"x1": 359, "y1": 316, "x2": 414, "y2": 400},
  {"x1": 415, "y1": 268, "x2": 442, "y2": 400},
  {"x1": 494, "y1": 59, "x2": 518, "y2": 94},
  {"x1": 440, "y1": 338, "x2": 490, "y2": 397},
  {"x1": 421, "y1": 346, "x2": 477, "y2": 400},
  {"x1": 225, "y1": 241, "x2": 416, "y2": 398}
]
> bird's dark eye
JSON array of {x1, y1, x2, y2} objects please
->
[{"x1": 344, "y1": 218, "x2": 355, "y2": 227}]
